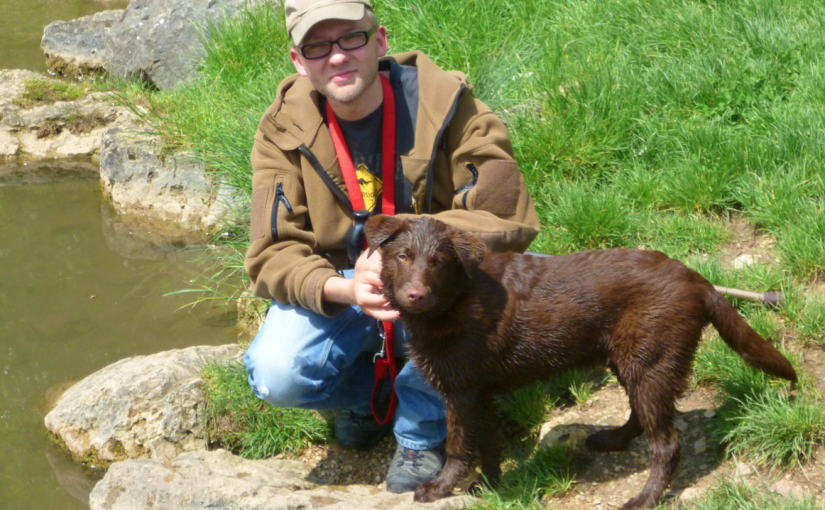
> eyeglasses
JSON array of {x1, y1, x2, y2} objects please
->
[{"x1": 300, "y1": 27, "x2": 376, "y2": 60}]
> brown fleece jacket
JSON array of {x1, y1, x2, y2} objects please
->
[{"x1": 245, "y1": 51, "x2": 540, "y2": 317}]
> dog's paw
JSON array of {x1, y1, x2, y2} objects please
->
[
  {"x1": 413, "y1": 480, "x2": 448, "y2": 503},
  {"x1": 618, "y1": 492, "x2": 658, "y2": 510}
]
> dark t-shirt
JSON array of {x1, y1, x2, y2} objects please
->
[{"x1": 337, "y1": 105, "x2": 384, "y2": 213}]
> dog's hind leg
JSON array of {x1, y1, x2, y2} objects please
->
[
  {"x1": 587, "y1": 364, "x2": 644, "y2": 452},
  {"x1": 619, "y1": 380, "x2": 681, "y2": 510},
  {"x1": 413, "y1": 395, "x2": 483, "y2": 503}
]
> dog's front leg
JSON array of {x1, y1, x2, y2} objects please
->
[{"x1": 413, "y1": 396, "x2": 476, "y2": 502}]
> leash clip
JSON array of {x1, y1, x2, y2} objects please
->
[{"x1": 373, "y1": 321, "x2": 387, "y2": 363}]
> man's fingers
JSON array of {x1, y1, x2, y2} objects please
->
[{"x1": 360, "y1": 272, "x2": 384, "y2": 289}]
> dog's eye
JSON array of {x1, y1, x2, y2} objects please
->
[{"x1": 398, "y1": 253, "x2": 408, "y2": 261}]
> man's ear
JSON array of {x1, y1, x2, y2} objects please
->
[
  {"x1": 289, "y1": 47, "x2": 309, "y2": 77},
  {"x1": 365, "y1": 215, "x2": 406, "y2": 256},
  {"x1": 448, "y1": 228, "x2": 487, "y2": 276}
]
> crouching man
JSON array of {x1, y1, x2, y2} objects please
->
[{"x1": 243, "y1": 0, "x2": 540, "y2": 492}]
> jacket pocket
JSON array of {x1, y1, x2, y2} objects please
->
[
  {"x1": 250, "y1": 187, "x2": 269, "y2": 241},
  {"x1": 271, "y1": 180, "x2": 293, "y2": 241}
]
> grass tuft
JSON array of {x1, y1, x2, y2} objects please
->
[
  {"x1": 13, "y1": 78, "x2": 87, "y2": 108},
  {"x1": 691, "y1": 481, "x2": 820, "y2": 510},
  {"x1": 202, "y1": 361, "x2": 331, "y2": 458},
  {"x1": 467, "y1": 445, "x2": 574, "y2": 510},
  {"x1": 720, "y1": 393, "x2": 825, "y2": 471}
]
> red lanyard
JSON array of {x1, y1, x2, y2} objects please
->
[
  {"x1": 326, "y1": 74, "x2": 398, "y2": 424},
  {"x1": 326, "y1": 74, "x2": 396, "y2": 215}
]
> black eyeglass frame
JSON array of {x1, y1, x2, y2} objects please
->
[{"x1": 299, "y1": 27, "x2": 377, "y2": 60}]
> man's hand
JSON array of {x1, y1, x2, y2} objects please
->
[{"x1": 323, "y1": 250, "x2": 400, "y2": 322}]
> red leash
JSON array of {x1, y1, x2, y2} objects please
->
[{"x1": 326, "y1": 75, "x2": 398, "y2": 424}]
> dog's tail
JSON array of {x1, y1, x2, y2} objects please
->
[{"x1": 705, "y1": 288, "x2": 797, "y2": 383}]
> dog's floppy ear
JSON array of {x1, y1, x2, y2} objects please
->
[
  {"x1": 365, "y1": 215, "x2": 407, "y2": 257},
  {"x1": 448, "y1": 227, "x2": 487, "y2": 276}
]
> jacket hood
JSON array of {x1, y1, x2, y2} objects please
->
[{"x1": 261, "y1": 50, "x2": 471, "y2": 154}]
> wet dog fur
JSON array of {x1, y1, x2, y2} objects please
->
[{"x1": 364, "y1": 215, "x2": 797, "y2": 510}]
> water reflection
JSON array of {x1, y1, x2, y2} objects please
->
[{"x1": 0, "y1": 164, "x2": 241, "y2": 509}]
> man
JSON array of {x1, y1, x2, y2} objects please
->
[{"x1": 243, "y1": 0, "x2": 540, "y2": 493}]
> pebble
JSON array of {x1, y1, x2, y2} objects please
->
[
  {"x1": 703, "y1": 410, "x2": 716, "y2": 419},
  {"x1": 732, "y1": 462, "x2": 753, "y2": 482},
  {"x1": 693, "y1": 437, "x2": 707, "y2": 454},
  {"x1": 770, "y1": 480, "x2": 806, "y2": 500},
  {"x1": 679, "y1": 487, "x2": 705, "y2": 502}
]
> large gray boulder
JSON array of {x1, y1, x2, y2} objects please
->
[
  {"x1": 89, "y1": 449, "x2": 469, "y2": 510},
  {"x1": 99, "y1": 127, "x2": 242, "y2": 228},
  {"x1": 45, "y1": 345, "x2": 241, "y2": 464},
  {"x1": 41, "y1": 0, "x2": 261, "y2": 90}
]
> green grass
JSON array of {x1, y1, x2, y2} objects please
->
[
  {"x1": 467, "y1": 446, "x2": 575, "y2": 510},
  {"x1": 690, "y1": 481, "x2": 821, "y2": 510},
  {"x1": 13, "y1": 78, "x2": 87, "y2": 108},
  {"x1": 202, "y1": 361, "x2": 331, "y2": 458},
  {"x1": 119, "y1": 0, "x2": 825, "y2": 278},
  {"x1": 720, "y1": 392, "x2": 825, "y2": 470}
]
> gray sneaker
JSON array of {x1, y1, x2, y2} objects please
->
[{"x1": 385, "y1": 443, "x2": 446, "y2": 493}]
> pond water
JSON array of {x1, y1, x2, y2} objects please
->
[
  {"x1": 0, "y1": 163, "x2": 243, "y2": 509},
  {"x1": 0, "y1": 0, "x2": 129, "y2": 72}
]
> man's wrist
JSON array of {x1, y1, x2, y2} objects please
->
[{"x1": 322, "y1": 275, "x2": 354, "y2": 305}]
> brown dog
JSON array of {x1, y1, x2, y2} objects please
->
[{"x1": 364, "y1": 215, "x2": 797, "y2": 510}]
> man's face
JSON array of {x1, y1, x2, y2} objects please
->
[{"x1": 289, "y1": 17, "x2": 388, "y2": 105}]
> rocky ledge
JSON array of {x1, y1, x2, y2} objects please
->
[
  {"x1": 46, "y1": 345, "x2": 469, "y2": 510},
  {"x1": 1, "y1": 69, "x2": 242, "y2": 229},
  {"x1": 0, "y1": 69, "x2": 138, "y2": 159}
]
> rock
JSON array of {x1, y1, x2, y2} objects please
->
[
  {"x1": 99, "y1": 127, "x2": 243, "y2": 228},
  {"x1": 731, "y1": 462, "x2": 753, "y2": 482},
  {"x1": 538, "y1": 423, "x2": 589, "y2": 449},
  {"x1": 732, "y1": 254, "x2": 756, "y2": 270},
  {"x1": 0, "y1": 159, "x2": 98, "y2": 185},
  {"x1": 693, "y1": 437, "x2": 707, "y2": 455},
  {"x1": 42, "y1": 0, "x2": 266, "y2": 90},
  {"x1": 0, "y1": 69, "x2": 139, "y2": 160},
  {"x1": 89, "y1": 449, "x2": 468, "y2": 510},
  {"x1": 679, "y1": 487, "x2": 705, "y2": 502},
  {"x1": 703, "y1": 410, "x2": 716, "y2": 419},
  {"x1": 45, "y1": 344, "x2": 240, "y2": 464},
  {"x1": 0, "y1": 125, "x2": 20, "y2": 156},
  {"x1": 770, "y1": 480, "x2": 807, "y2": 500},
  {"x1": 675, "y1": 418, "x2": 689, "y2": 432}
]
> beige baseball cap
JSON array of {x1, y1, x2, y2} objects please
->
[{"x1": 285, "y1": 0, "x2": 373, "y2": 46}]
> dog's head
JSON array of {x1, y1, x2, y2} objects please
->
[{"x1": 364, "y1": 215, "x2": 486, "y2": 315}]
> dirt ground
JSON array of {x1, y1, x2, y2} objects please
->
[{"x1": 284, "y1": 370, "x2": 825, "y2": 509}]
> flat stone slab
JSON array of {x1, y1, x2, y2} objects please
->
[{"x1": 89, "y1": 449, "x2": 470, "y2": 510}]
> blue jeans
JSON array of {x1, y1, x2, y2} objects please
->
[{"x1": 243, "y1": 271, "x2": 447, "y2": 451}]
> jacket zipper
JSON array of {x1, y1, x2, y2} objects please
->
[
  {"x1": 425, "y1": 83, "x2": 466, "y2": 214},
  {"x1": 454, "y1": 162, "x2": 479, "y2": 209},
  {"x1": 271, "y1": 181, "x2": 293, "y2": 241}
]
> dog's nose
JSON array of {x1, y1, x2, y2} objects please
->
[{"x1": 406, "y1": 287, "x2": 427, "y2": 304}]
